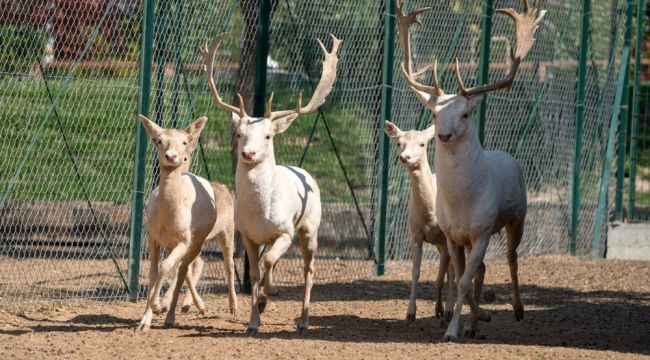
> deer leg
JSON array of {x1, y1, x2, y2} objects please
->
[
  {"x1": 181, "y1": 256, "x2": 206, "y2": 314},
  {"x1": 444, "y1": 240, "x2": 465, "y2": 341},
  {"x1": 506, "y1": 220, "x2": 525, "y2": 321},
  {"x1": 444, "y1": 237, "x2": 491, "y2": 341},
  {"x1": 243, "y1": 238, "x2": 261, "y2": 335},
  {"x1": 406, "y1": 237, "x2": 423, "y2": 323},
  {"x1": 463, "y1": 260, "x2": 486, "y2": 338},
  {"x1": 296, "y1": 228, "x2": 317, "y2": 334},
  {"x1": 258, "y1": 234, "x2": 291, "y2": 313},
  {"x1": 264, "y1": 261, "x2": 280, "y2": 297},
  {"x1": 434, "y1": 243, "x2": 450, "y2": 321},
  {"x1": 217, "y1": 224, "x2": 238, "y2": 316},
  {"x1": 159, "y1": 247, "x2": 178, "y2": 314},
  {"x1": 443, "y1": 251, "x2": 455, "y2": 325},
  {"x1": 136, "y1": 238, "x2": 159, "y2": 332},
  {"x1": 163, "y1": 244, "x2": 200, "y2": 328},
  {"x1": 150, "y1": 243, "x2": 188, "y2": 316}
]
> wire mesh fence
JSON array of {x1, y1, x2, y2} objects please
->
[{"x1": 0, "y1": 0, "x2": 637, "y2": 304}]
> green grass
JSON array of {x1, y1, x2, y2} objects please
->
[{"x1": 0, "y1": 77, "x2": 371, "y2": 204}]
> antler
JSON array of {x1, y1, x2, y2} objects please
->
[
  {"x1": 200, "y1": 32, "x2": 248, "y2": 118},
  {"x1": 267, "y1": 34, "x2": 342, "y2": 121},
  {"x1": 395, "y1": 1, "x2": 446, "y2": 96},
  {"x1": 454, "y1": 0, "x2": 546, "y2": 97}
]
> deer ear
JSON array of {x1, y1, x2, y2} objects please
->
[
  {"x1": 424, "y1": 123, "x2": 436, "y2": 141},
  {"x1": 138, "y1": 114, "x2": 163, "y2": 139},
  {"x1": 466, "y1": 94, "x2": 484, "y2": 112},
  {"x1": 272, "y1": 113, "x2": 300, "y2": 134},
  {"x1": 185, "y1": 116, "x2": 207, "y2": 138},
  {"x1": 384, "y1": 121, "x2": 402, "y2": 138}
]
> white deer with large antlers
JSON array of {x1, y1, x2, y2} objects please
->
[
  {"x1": 396, "y1": 0, "x2": 545, "y2": 341},
  {"x1": 200, "y1": 32, "x2": 341, "y2": 334}
]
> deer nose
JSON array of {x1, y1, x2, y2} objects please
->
[
  {"x1": 399, "y1": 154, "x2": 410, "y2": 163},
  {"x1": 242, "y1": 150, "x2": 256, "y2": 160},
  {"x1": 438, "y1": 133, "x2": 452, "y2": 142},
  {"x1": 165, "y1": 153, "x2": 178, "y2": 162}
]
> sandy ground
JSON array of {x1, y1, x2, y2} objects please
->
[{"x1": 1, "y1": 255, "x2": 649, "y2": 359}]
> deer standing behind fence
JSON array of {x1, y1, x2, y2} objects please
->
[
  {"x1": 396, "y1": 0, "x2": 545, "y2": 341},
  {"x1": 200, "y1": 32, "x2": 341, "y2": 334}
]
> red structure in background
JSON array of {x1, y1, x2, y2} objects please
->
[{"x1": 0, "y1": 0, "x2": 138, "y2": 61}]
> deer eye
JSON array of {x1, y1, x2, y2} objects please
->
[
  {"x1": 462, "y1": 113, "x2": 469, "y2": 119},
  {"x1": 432, "y1": 113, "x2": 437, "y2": 119},
  {"x1": 154, "y1": 139, "x2": 161, "y2": 145},
  {"x1": 236, "y1": 133, "x2": 241, "y2": 138},
  {"x1": 265, "y1": 135, "x2": 271, "y2": 140},
  {"x1": 183, "y1": 141, "x2": 187, "y2": 146},
  {"x1": 420, "y1": 143, "x2": 425, "y2": 147}
]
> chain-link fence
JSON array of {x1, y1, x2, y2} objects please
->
[
  {"x1": 0, "y1": 0, "x2": 636, "y2": 303},
  {"x1": 385, "y1": 0, "x2": 628, "y2": 262},
  {"x1": 626, "y1": 0, "x2": 650, "y2": 220}
]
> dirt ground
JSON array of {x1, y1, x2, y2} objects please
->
[{"x1": 1, "y1": 255, "x2": 649, "y2": 359}]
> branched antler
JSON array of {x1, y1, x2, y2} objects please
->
[
  {"x1": 454, "y1": 0, "x2": 546, "y2": 97},
  {"x1": 395, "y1": 1, "x2": 445, "y2": 96},
  {"x1": 199, "y1": 32, "x2": 248, "y2": 118},
  {"x1": 267, "y1": 34, "x2": 342, "y2": 121}
]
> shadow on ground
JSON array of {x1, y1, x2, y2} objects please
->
[{"x1": 2, "y1": 280, "x2": 649, "y2": 355}]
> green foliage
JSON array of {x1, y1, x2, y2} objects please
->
[
  {"x1": 0, "y1": 26, "x2": 47, "y2": 77},
  {"x1": 0, "y1": 76, "x2": 367, "y2": 204}
]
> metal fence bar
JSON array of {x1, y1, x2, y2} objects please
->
[
  {"x1": 592, "y1": 47, "x2": 629, "y2": 257},
  {"x1": 241, "y1": 0, "x2": 273, "y2": 295},
  {"x1": 128, "y1": 0, "x2": 156, "y2": 301},
  {"x1": 627, "y1": 0, "x2": 647, "y2": 220},
  {"x1": 615, "y1": 0, "x2": 635, "y2": 221},
  {"x1": 374, "y1": 0, "x2": 395, "y2": 276},
  {"x1": 476, "y1": 0, "x2": 494, "y2": 146},
  {"x1": 571, "y1": 0, "x2": 591, "y2": 256}
]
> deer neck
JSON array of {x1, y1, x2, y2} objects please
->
[
  {"x1": 408, "y1": 159, "x2": 436, "y2": 213},
  {"x1": 157, "y1": 165, "x2": 185, "y2": 211},
  {"x1": 235, "y1": 155, "x2": 277, "y2": 217},
  {"x1": 434, "y1": 131, "x2": 489, "y2": 206}
]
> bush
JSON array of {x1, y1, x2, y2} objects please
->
[{"x1": 0, "y1": 26, "x2": 46, "y2": 77}]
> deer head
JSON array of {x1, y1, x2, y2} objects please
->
[
  {"x1": 138, "y1": 115, "x2": 207, "y2": 169},
  {"x1": 200, "y1": 32, "x2": 341, "y2": 164},
  {"x1": 385, "y1": 120, "x2": 435, "y2": 169},
  {"x1": 396, "y1": 0, "x2": 545, "y2": 145}
]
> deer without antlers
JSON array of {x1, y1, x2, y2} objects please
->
[
  {"x1": 396, "y1": 0, "x2": 545, "y2": 341},
  {"x1": 200, "y1": 32, "x2": 341, "y2": 334}
]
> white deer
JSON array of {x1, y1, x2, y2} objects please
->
[
  {"x1": 135, "y1": 115, "x2": 237, "y2": 331},
  {"x1": 396, "y1": 0, "x2": 545, "y2": 341},
  {"x1": 200, "y1": 32, "x2": 341, "y2": 334},
  {"x1": 383, "y1": 120, "x2": 454, "y2": 323}
]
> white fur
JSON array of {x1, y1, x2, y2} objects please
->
[
  {"x1": 384, "y1": 121, "x2": 454, "y2": 324},
  {"x1": 408, "y1": 90, "x2": 527, "y2": 341},
  {"x1": 135, "y1": 115, "x2": 237, "y2": 331},
  {"x1": 232, "y1": 113, "x2": 321, "y2": 334}
]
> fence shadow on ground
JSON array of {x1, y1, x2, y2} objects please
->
[
  {"x1": 188, "y1": 280, "x2": 650, "y2": 355},
  {"x1": 1, "y1": 279, "x2": 648, "y2": 355}
]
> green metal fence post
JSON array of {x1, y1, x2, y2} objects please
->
[
  {"x1": 374, "y1": 0, "x2": 396, "y2": 276},
  {"x1": 570, "y1": 0, "x2": 591, "y2": 256},
  {"x1": 627, "y1": 0, "x2": 647, "y2": 220},
  {"x1": 477, "y1": 0, "x2": 493, "y2": 145},
  {"x1": 241, "y1": 0, "x2": 272, "y2": 294},
  {"x1": 128, "y1": 0, "x2": 156, "y2": 301},
  {"x1": 615, "y1": 0, "x2": 635, "y2": 220},
  {"x1": 592, "y1": 47, "x2": 630, "y2": 257}
]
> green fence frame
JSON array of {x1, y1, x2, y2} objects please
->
[{"x1": 627, "y1": 0, "x2": 648, "y2": 220}]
